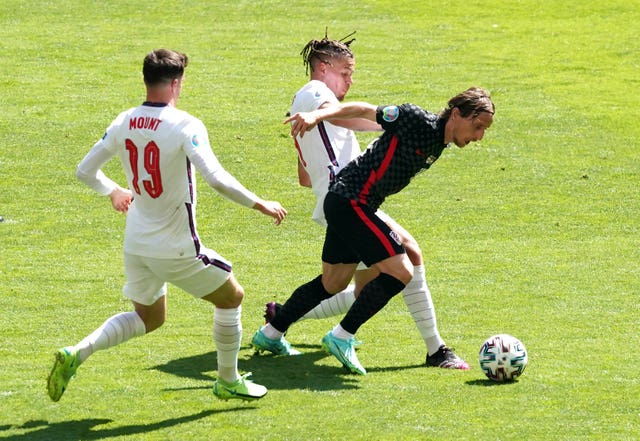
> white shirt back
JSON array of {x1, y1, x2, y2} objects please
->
[
  {"x1": 290, "y1": 80, "x2": 360, "y2": 225},
  {"x1": 99, "y1": 104, "x2": 220, "y2": 258}
]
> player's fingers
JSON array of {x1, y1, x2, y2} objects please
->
[
  {"x1": 290, "y1": 120, "x2": 303, "y2": 137},
  {"x1": 295, "y1": 121, "x2": 307, "y2": 138},
  {"x1": 274, "y1": 207, "x2": 286, "y2": 225}
]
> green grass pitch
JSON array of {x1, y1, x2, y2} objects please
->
[{"x1": 0, "y1": 1, "x2": 638, "y2": 440}]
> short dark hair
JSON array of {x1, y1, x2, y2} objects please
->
[
  {"x1": 300, "y1": 30, "x2": 356, "y2": 75},
  {"x1": 143, "y1": 49, "x2": 189, "y2": 86},
  {"x1": 440, "y1": 87, "x2": 495, "y2": 121}
]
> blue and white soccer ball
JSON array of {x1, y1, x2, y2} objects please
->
[{"x1": 478, "y1": 334, "x2": 528, "y2": 382}]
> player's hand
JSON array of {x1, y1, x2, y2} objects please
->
[
  {"x1": 284, "y1": 112, "x2": 318, "y2": 138},
  {"x1": 109, "y1": 187, "x2": 133, "y2": 213},
  {"x1": 254, "y1": 200, "x2": 287, "y2": 226}
]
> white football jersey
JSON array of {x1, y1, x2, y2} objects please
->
[
  {"x1": 80, "y1": 103, "x2": 224, "y2": 258},
  {"x1": 290, "y1": 80, "x2": 361, "y2": 226}
]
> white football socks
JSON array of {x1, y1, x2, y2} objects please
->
[
  {"x1": 402, "y1": 265, "x2": 446, "y2": 356},
  {"x1": 261, "y1": 323, "x2": 283, "y2": 340},
  {"x1": 299, "y1": 285, "x2": 356, "y2": 320},
  {"x1": 330, "y1": 324, "x2": 354, "y2": 341},
  {"x1": 74, "y1": 311, "x2": 146, "y2": 364},
  {"x1": 213, "y1": 306, "x2": 242, "y2": 384}
]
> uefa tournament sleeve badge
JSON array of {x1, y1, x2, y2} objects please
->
[{"x1": 381, "y1": 106, "x2": 400, "y2": 122}]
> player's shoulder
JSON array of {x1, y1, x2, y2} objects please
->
[
  {"x1": 113, "y1": 106, "x2": 138, "y2": 123},
  {"x1": 296, "y1": 80, "x2": 330, "y2": 95},
  {"x1": 398, "y1": 104, "x2": 439, "y2": 133},
  {"x1": 158, "y1": 107, "x2": 206, "y2": 132},
  {"x1": 399, "y1": 103, "x2": 427, "y2": 113},
  {"x1": 161, "y1": 105, "x2": 198, "y2": 121},
  {"x1": 291, "y1": 80, "x2": 337, "y2": 112},
  {"x1": 397, "y1": 103, "x2": 435, "y2": 122},
  {"x1": 378, "y1": 103, "x2": 436, "y2": 130}
]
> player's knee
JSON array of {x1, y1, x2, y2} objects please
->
[
  {"x1": 232, "y1": 286, "x2": 244, "y2": 305},
  {"x1": 321, "y1": 277, "x2": 350, "y2": 295},
  {"x1": 133, "y1": 301, "x2": 166, "y2": 333},
  {"x1": 141, "y1": 313, "x2": 165, "y2": 333},
  {"x1": 377, "y1": 255, "x2": 413, "y2": 285},
  {"x1": 396, "y1": 266, "x2": 414, "y2": 285},
  {"x1": 201, "y1": 276, "x2": 245, "y2": 308},
  {"x1": 217, "y1": 286, "x2": 244, "y2": 308},
  {"x1": 401, "y1": 238, "x2": 422, "y2": 265}
]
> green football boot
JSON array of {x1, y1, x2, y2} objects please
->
[
  {"x1": 321, "y1": 331, "x2": 366, "y2": 375},
  {"x1": 213, "y1": 372, "x2": 267, "y2": 401},
  {"x1": 47, "y1": 347, "x2": 79, "y2": 402},
  {"x1": 251, "y1": 329, "x2": 301, "y2": 356}
]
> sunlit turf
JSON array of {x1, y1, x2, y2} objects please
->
[{"x1": 1, "y1": 1, "x2": 638, "y2": 439}]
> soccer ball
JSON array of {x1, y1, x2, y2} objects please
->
[{"x1": 478, "y1": 334, "x2": 528, "y2": 382}]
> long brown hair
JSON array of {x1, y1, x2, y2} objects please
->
[{"x1": 439, "y1": 87, "x2": 495, "y2": 121}]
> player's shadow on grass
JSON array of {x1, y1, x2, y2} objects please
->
[
  {"x1": 465, "y1": 379, "x2": 521, "y2": 387},
  {"x1": 365, "y1": 362, "x2": 428, "y2": 374},
  {"x1": 150, "y1": 344, "x2": 362, "y2": 392},
  {"x1": 0, "y1": 409, "x2": 246, "y2": 441}
]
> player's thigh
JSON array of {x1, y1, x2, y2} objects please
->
[
  {"x1": 377, "y1": 209, "x2": 423, "y2": 265},
  {"x1": 376, "y1": 209, "x2": 416, "y2": 244},
  {"x1": 373, "y1": 253, "x2": 414, "y2": 285},
  {"x1": 148, "y1": 248, "x2": 235, "y2": 302},
  {"x1": 123, "y1": 253, "x2": 168, "y2": 306},
  {"x1": 200, "y1": 274, "x2": 244, "y2": 308},
  {"x1": 321, "y1": 261, "x2": 358, "y2": 294}
]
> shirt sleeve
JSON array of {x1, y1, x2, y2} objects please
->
[
  {"x1": 291, "y1": 81, "x2": 339, "y2": 114},
  {"x1": 311, "y1": 82, "x2": 340, "y2": 110},
  {"x1": 376, "y1": 104, "x2": 404, "y2": 131},
  {"x1": 76, "y1": 134, "x2": 119, "y2": 196},
  {"x1": 184, "y1": 121, "x2": 259, "y2": 208}
]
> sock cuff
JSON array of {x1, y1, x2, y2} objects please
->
[
  {"x1": 214, "y1": 306, "x2": 242, "y2": 323},
  {"x1": 124, "y1": 311, "x2": 147, "y2": 337},
  {"x1": 310, "y1": 274, "x2": 333, "y2": 300}
]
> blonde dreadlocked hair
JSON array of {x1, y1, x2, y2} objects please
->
[{"x1": 300, "y1": 29, "x2": 356, "y2": 75}]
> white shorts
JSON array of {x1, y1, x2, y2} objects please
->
[{"x1": 123, "y1": 247, "x2": 232, "y2": 305}]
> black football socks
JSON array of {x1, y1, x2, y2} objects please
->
[
  {"x1": 340, "y1": 273, "x2": 406, "y2": 335},
  {"x1": 270, "y1": 275, "x2": 332, "y2": 333}
]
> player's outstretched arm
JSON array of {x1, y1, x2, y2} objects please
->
[
  {"x1": 285, "y1": 102, "x2": 378, "y2": 138},
  {"x1": 199, "y1": 164, "x2": 286, "y2": 225},
  {"x1": 316, "y1": 102, "x2": 381, "y2": 133},
  {"x1": 189, "y1": 139, "x2": 286, "y2": 224}
]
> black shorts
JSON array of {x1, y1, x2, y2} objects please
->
[{"x1": 322, "y1": 192, "x2": 405, "y2": 267}]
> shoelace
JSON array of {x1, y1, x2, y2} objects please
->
[{"x1": 349, "y1": 338, "x2": 363, "y2": 347}]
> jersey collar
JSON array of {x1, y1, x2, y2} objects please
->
[{"x1": 142, "y1": 101, "x2": 168, "y2": 107}]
